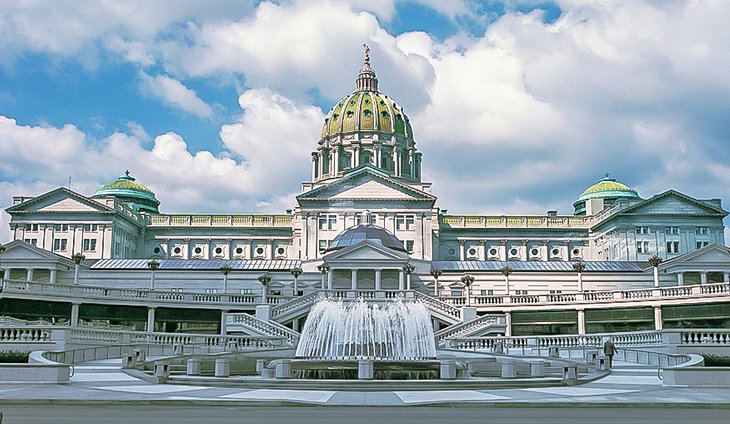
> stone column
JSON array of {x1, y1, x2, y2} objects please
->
[
  {"x1": 505, "y1": 311, "x2": 512, "y2": 337},
  {"x1": 49, "y1": 269, "x2": 57, "y2": 284},
  {"x1": 26, "y1": 268, "x2": 34, "y2": 282},
  {"x1": 459, "y1": 240, "x2": 465, "y2": 261},
  {"x1": 220, "y1": 310, "x2": 228, "y2": 335},
  {"x1": 3, "y1": 268, "x2": 10, "y2": 281},
  {"x1": 375, "y1": 269, "x2": 382, "y2": 290},
  {"x1": 311, "y1": 155, "x2": 317, "y2": 180},
  {"x1": 677, "y1": 272, "x2": 684, "y2": 286},
  {"x1": 147, "y1": 307, "x2": 156, "y2": 333},
  {"x1": 70, "y1": 303, "x2": 80, "y2": 327},
  {"x1": 398, "y1": 269, "x2": 404, "y2": 290},
  {"x1": 653, "y1": 266, "x2": 660, "y2": 288},
  {"x1": 333, "y1": 147, "x2": 340, "y2": 175},
  {"x1": 654, "y1": 306, "x2": 663, "y2": 330},
  {"x1": 327, "y1": 269, "x2": 333, "y2": 290},
  {"x1": 351, "y1": 269, "x2": 358, "y2": 291},
  {"x1": 320, "y1": 271, "x2": 326, "y2": 289},
  {"x1": 406, "y1": 272, "x2": 412, "y2": 290},
  {"x1": 577, "y1": 309, "x2": 586, "y2": 335},
  {"x1": 724, "y1": 272, "x2": 730, "y2": 283},
  {"x1": 700, "y1": 272, "x2": 708, "y2": 285}
]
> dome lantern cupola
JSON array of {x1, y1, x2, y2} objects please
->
[
  {"x1": 313, "y1": 44, "x2": 421, "y2": 184},
  {"x1": 92, "y1": 170, "x2": 160, "y2": 214},
  {"x1": 573, "y1": 172, "x2": 641, "y2": 215}
]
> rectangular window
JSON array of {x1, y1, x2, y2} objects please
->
[
  {"x1": 204, "y1": 288, "x2": 218, "y2": 294},
  {"x1": 53, "y1": 239, "x2": 67, "y2": 251},
  {"x1": 318, "y1": 214, "x2": 337, "y2": 230},
  {"x1": 636, "y1": 240, "x2": 650, "y2": 254},
  {"x1": 83, "y1": 239, "x2": 97, "y2": 251},
  {"x1": 451, "y1": 290, "x2": 462, "y2": 297},
  {"x1": 318, "y1": 240, "x2": 329, "y2": 253},
  {"x1": 549, "y1": 290, "x2": 563, "y2": 294},
  {"x1": 480, "y1": 290, "x2": 494, "y2": 296},
  {"x1": 515, "y1": 290, "x2": 528, "y2": 295},
  {"x1": 666, "y1": 226, "x2": 679, "y2": 235},
  {"x1": 696, "y1": 226, "x2": 709, "y2": 235},
  {"x1": 83, "y1": 224, "x2": 91, "y2": 231},
  {"x1": 636, "y1": 226, "x2": 650, "y2": 234},
  {"x1": 396, "y1": 214, "x2": 416, "y2": 231},
  {"x1": 696, "y1": 241, "x2": 709, "y2": 249},
  {"x1": 405, "y1": 240, "x2": 414, "y2": 253},
  {"x1": 667, "y1": 241, "x2": 680, "y2": 254},
  {"x1": 23, "y1": 238, "x2": 37, "y2": 246},
  {"x1": 53, "y1": 224, "x2": 69, "y2": 232},
  {"x1": 24, "y1": 224, "x2": 39, "y2": 232},
  {"x1": 240, "y1": 288, "x2": 253, "y2": 295}
]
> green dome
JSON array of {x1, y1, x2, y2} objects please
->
[
  {"x1": 573, "y1": 173, "x2": 640, "y2": 215},
  {"x1": 93, "y1": 171, "x2": 160, "y2": 214}
]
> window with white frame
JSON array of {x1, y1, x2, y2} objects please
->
[
  {"x1": 395, "y1": 214, "x2": 415, "y2": 231},
  {"x1": 24, "y1": 224, "x2": 39, "y2": 232},
  {"x1": 82, "y1": 239, "x2": 97, "y2": 251},
  {"x1": 667, "y1": 241, "x2": 680, "y2": 254},
  {"x1": 318, "y1": 214, "x2": 338, "y2": 230},
  {"x1": 666, "y1": 226, "x2": 679, "y2": 235},
  {"x1": 53, "y1": 239, "x2": 67, "y2": 251},
  {"x1": 636, "y1": 240, "x2": 650, "y2": 254},
  {"x1": 636, "y1": 226, "x2": 651, "y2": 234},
  {"x1": 23, "y1": 238, "x2": 37, "y2": 246},
  {"x1": 405, "y1": 240, "x2": 414, "y2": 253},
  {"x1": 318, "y1": 240, "x2": 329, "y2": 252},
  {"x1": 696, "y1": 226, "x2": 709, "y2": 235},
  {"x1": 696, "y1": 241, "x2": 709, "y2": 249}
]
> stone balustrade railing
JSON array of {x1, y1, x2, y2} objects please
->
[
  {"x1": 148, "y1": 214, "x2": 292, "y2": 227},
  {"x1": 434, "y1": 314, "x2": 506, "y2": 344},
  {"x1": 414, "y1": 291, "x2": 461, "y2": 322},
  {"x1": 0, "y1": 327, "x2": 52, "y2": 342},
  {"x1": 446, "y1": 330, "x2": 665, "y2": 352},
  {"x1": 226, "y1": 313, "x2": 300, "y2": 345},
  {"x1": 440, "y1": 214, "x2": 592, "y2": 229},
  {"x1": 270, "y1": 290, "x2": 416, "y2": 321},
  {"x1": 678, "y1": 329, "x2": 730, "y2": 345}
]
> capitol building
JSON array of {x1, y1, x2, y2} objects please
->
[{"x1": 1, "y1": 50, "x2": 729, "y2": 338}]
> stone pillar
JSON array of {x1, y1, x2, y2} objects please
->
[
  {"x1": 351, "y1": 269, "x2": 358, "y2": 291},
  {"x1": 505, "y1": 311, "x2": 512, "y2": 337},
  {"x1": 73, "y1": 264, "x2": 80, "y2": 285},
  {"x1": 187, "y1": 358, "x2": 202, "y2": 375},
  {"x1": 275, "y1": 359, "x2": 292, "y2": 379},
  {"x1": 459, "y1": 241, "x2": 465, "y2": 261},
  {"x1": 654, "y1": 306, "x2": 663, "y2": 330},
  {"x1": 220, "y1": 310, "x2": 228, "y2": 335},
  {"x1": 255, "y1": 305, "x2": 271, "y2": 322},
  {"x1": 398, "y1": 270, "x2": 404, "y2": 290},
  {"x1": 3, "y1": 268, "x2": 10, "y2": 281},
  {"x1": 462, "y1": 307, "x2": 477, "y2": 322},
  {"x1": 653, "y1": 266, "x2": 660, "y2": 288},
  {"x1": 577, "y1": 272, "x2": 583, "y2": 292},
  {"x1": 292, "y1": 318, "x2": 300, "y2": 332},
  {"x1": 327, "y1": 269, "x2": 333, "y2": 290},
  {"x1": 406, "y1": 272, "x2": 412, "y2": 290},
  {"x1": 725, "y1": 272, "x2": 730, "y2": 283},
  {"x1": 215, "y1": 358, "x2": 231, "y2": 377},
  {"x1": 358, "y1": 360, "x2": 374, "y2": 380},
  {"x1": 677, "y1": 272, "x2": 684, "y2": 286},
  {"x1": 26, "y1": 268, "x2": 34, "y2": 282},
  {"x1": 49, "y1": 269, "x2": 57, "y2": 284},
  {"x1": 146, "y1": 307, "x2": 156, "y2": 333},
  {"x1": 577, "y1": 309, "x2": 586, "y2": 335},
  {"x1": 700, "y1": 272, "x2": 708, "y2": 285},
  {"x1": 311, "y1": 155, "x2": 317, "y2": 180},
  {"x1": 375, "y1": 269, "x2": 382, "y2": 290},
  {"x1": 439, "y1": 360, "x2": 456, "y2": 380},
  {"x1": 70, "y1": 303, "x2": 80, "y2": 327},
  {"x1": 149, "y1": 270, "x2": 156, "y2": 290}
]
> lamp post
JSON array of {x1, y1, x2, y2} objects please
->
[
  {"x1": 429, "y1": 268, "x2": 442, "y2": 297},
  {"x1": 402, "y1": 263, "x2": 415, "y2": 290},
  {"x1": 72, "y1": 252, "x2": 85, "y2": 285},
  {"x1": 290, "y1": 266, "x2": 303, "y2": 296},
  {"x1": 220, "y1": 264, "x2": 233, "y2": 293},
  {"x1": 572, "y1": 261, "x2": 586, "y2": 292},
  {"x1": 317, "y1": 263, "x2": 330, "y2": 290},
  {"x1": 648, "y1": 255, "x2": 663, "y2": 288},
  {"x1": 258, "y1": 273, "x2": 272, "y2": 304},
  {"x1": 460, "y1": 274, "x2": 475, "y2": 306},
  {"x1": 500, "y1": 266, "x2": 513, "y2": 296},
  {"x1": 147, "y1": 259, "x2": 160, "y2": 290}
]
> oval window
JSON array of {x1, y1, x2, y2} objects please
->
[{"x1": 235, "y1": 247, "x2": 243, "y2": 255}]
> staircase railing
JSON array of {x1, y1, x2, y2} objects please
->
[
  {"x1": 227, "y1": 313, "x2": 300, "y2": 345},
  {"x1": 434, "y1": 314, "x2": 506, "y2": 345}
]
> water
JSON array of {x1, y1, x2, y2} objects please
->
[{"x1": 295, "y1": 297, "x2": 437, "y2": 360}]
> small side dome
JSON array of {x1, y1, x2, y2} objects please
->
[
  {"x1": 574, "y1": 172, "x2": 641, "y2": 215},
  {"x1": 92, "y1": 170, "x2": 160, "y2": 214},
  {"x1": 325, "y1": 224, "x2": 407, "y2": 253}
]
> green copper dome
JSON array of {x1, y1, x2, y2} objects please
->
[
  {"x1": 93, "y1": 171, "x2": 160, "y2": 214},
  {"x1": 573, "y1": 173, "x2": 640, "y2": 215}
]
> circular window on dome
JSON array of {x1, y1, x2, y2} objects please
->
[
  {"x1": 235, "y1": 247, "x2": 243, "y2": 255},
  {"x1": 277, "y1": 247, "x2": 285, "y2": 255},
  {"x1": 531, "y1": 248, "x2": 539, "y2": 256},
  {"x1": 194, "y1": 247, "x2": 202, "y2": 254},
  {"x1": 489, "y1": 248, "x2": 497, "y2": 256},
  {"x1": 153, "y1": 247, "x2": 161, "y2": 254},
  {"x1": 468, "y1": 248, "x2": 476, "y2": 256},
  {"x1": 215, "y1": 247, "x2": 223, "y2": 254},
  {"x1": 572, "y1": 248, "x2": 580, "y2": 255},
  {"x1": 510, "y1": 248, "x2": 518, "y2": 256},
  {"x1": 552, "y1": 248, "x2": 560, "y2": 256},
  {"x1": 256, "y1": 247, "x2": 264, "y2": 255},
  {"x1": 173, "y1": 247, "x2": 181, "y2": 254}
]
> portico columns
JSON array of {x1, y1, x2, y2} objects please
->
[
  {"x1": 654, "y1": 306, "x2": 663, "y2": 330},
  {"x1": 459, "y1": 241, "x2": 465, "y2": 261},
  {"x1": 70, "y1": 303, "x2": 80, "y2": 327},
  {"x1": 677, "y1": 273, "x2": 684, "y2": 286},
  {"x1": 220, "y1": 310, "x2": 228, "y2": 335},
  {"x1": 577, "y1": 309, "x2": 586, "y2": 335},
  {"x1": 2, "y1": 268, "x2": 8, "y2": 281},
  {"x1": 398, "y1": 270, "x2": 404, "y2": 290},
  {"x1": 725, "y1": 272, "x2": 730, "y2": 283},
  {"x1": 504, "y1": 312, "x2": 512, "y2": 337},
  {"x1": 406, "y1": 272, "x2": 412, "y2": 290},
  {"x1": 327, "y1": 269, "x2": 333, "y2": 290},
  {"x1": 147, "y1": 307, "x2": 156, "y2": 333},
  {"x1": 351, "y1": 269, "x2": 358, "y2": 290},
  {"x1": 375, "y1": 269, "x2": 382, "y2": 290},
  {"x1": 700, "y1": 272, "x2": 708, "y2": 285},
  {"x1": 49, "y1": 269, "x2": 57, "y2": 284},
  {"x1": 26, "y1": 268, "x2": 34, "y2": 282}
]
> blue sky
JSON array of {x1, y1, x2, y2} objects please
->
[{"x1": 1, "y1": 0, "x2": 729, "y2": 242}]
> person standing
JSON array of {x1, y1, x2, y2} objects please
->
[{"x1": 603, "y1": 338, "x2": 617, "y2": 369}]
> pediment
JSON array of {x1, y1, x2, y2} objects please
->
[
  {"x1": 660, "y1": 243, "x2": 730, "y2": 270},
  {"x1": 0, "y1": 240, "x2": 74, "y2": 265},
  {"x1": 298, "y1": 167, "x2": 435, "y2": 203},
  {"x1": 6, "y1": 187, "x2": 112, "y2": 214},
  {"x1": 323, "y1": 240, "x2": 409, "y2": 263},
  {"x1": 623, "y1": 191, "x2": 727, "y2": 216}
]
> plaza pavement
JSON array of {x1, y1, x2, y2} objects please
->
[{"x1": 0, "y1": 359, "x2": 729, "y2": 407}]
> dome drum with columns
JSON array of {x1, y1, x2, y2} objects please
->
[{"x1": 313, "y1": 45, "x2": 421, "y2": 183}]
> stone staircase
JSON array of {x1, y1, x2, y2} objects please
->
[
  {"x1": 225, "y1": 313, "x2": 300, "y2": 346},
  {"x1": 434, "y1": 314, "x2": 507, "y2": 346},
  {"x1": 413, "y1": 291, "x2": 461, "y2": 325}
]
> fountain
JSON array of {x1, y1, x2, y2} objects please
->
[{"x1": 295, "y1": 297, "x2": 436, "y2": 360}]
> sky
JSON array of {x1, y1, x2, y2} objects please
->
[{"x1": 1, "y1": 0, "x2": 729, "y2": 243}]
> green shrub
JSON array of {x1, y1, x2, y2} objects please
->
[
  {"x1": 702, "y1": 354, "x2": 730, "y2": 367},
  {"x1": 0, "y1": 350, "x2": 31, "y2": 363}
]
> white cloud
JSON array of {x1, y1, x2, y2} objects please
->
[{"x1": 139, "y1": 73, "x2": 214, "y2": 118}]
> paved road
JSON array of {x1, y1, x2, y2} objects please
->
[{"x1": 2, "y1": 406, "x2": 729, "y2": 424}]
